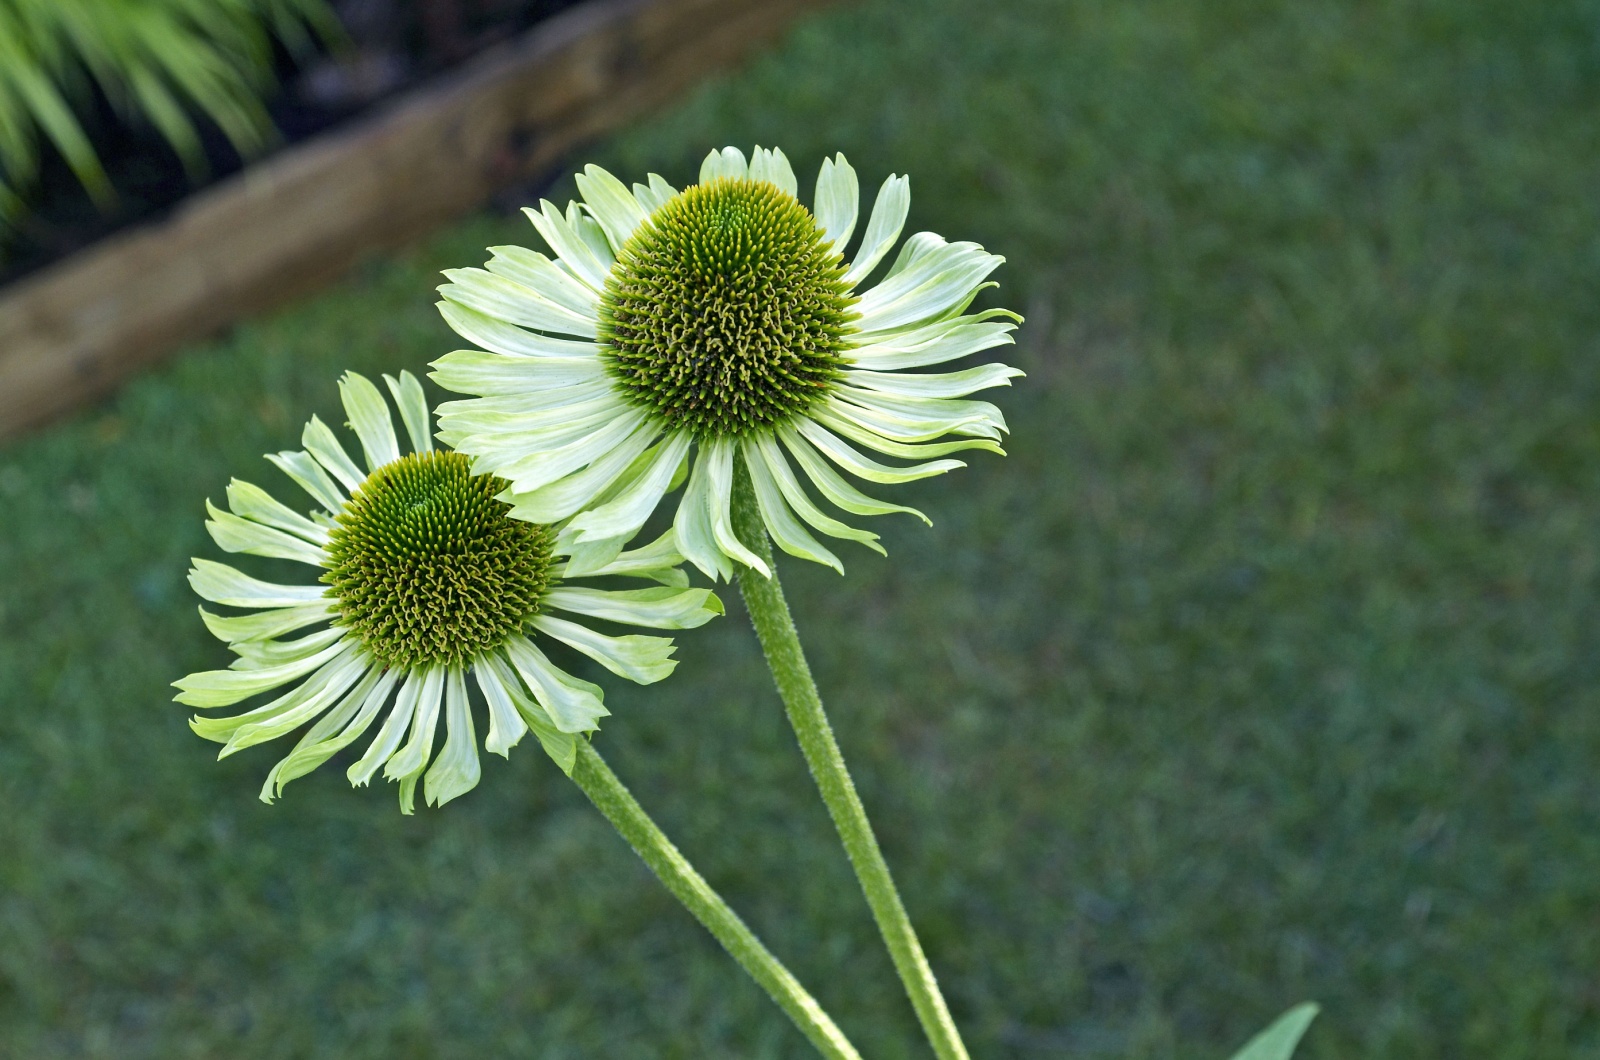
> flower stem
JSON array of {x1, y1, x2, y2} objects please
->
[
  {"x1": 569, "y1": 739, "x2": 863, "y2": 1060},
  {"x1": 731, "y1": 471, "x2": 971, "y2": 1060}
]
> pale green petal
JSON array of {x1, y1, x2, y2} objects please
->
[
  {"x1": 261, "y1": 667, "x2": 398, "y2": 801},
  {"x1": 567, "y1": 203, "x2": 616, "y2": 269},
  {"x1": 748, "y1": 146, "x2": 797, "y2": 197},
  {"x1": 339, "y1": 372, "x2": 400, "y2": 472},
  {"x1": 189, "y1": 645, "x2": 364, "y2": 747},
  {"x1": 435, "y1": 387, "x2": 617, "y2": 445},
  {"x1": 224, "y1": 479, "x2": 328, "y2": 544},
  {"x1": 832, "y1": 387, "x2": 1008, "y2": 442},
  {"x1": 473, "y1": 654, "x2": 528, "y2": 757},
  {"x1": 302, "y1": 416, "x2": 366, "y2": 493},
  {"x1": 672, "y1": 446, "x2": 734, "y2": 582},
  {"x1": 576, "y1": 164, "x2": 649, "y2": 252},
  {"x1": 380, "y1": 371, "x2": 433, "y2": 454},
  {"x1": 199, "y1": 601, "x2": 331, "y2": 645},
  {"x1": 424, "y1": 668, "x2": 481, "y2": 808},
  {"x1": 188, "y1": 558, "x2": 327, "y2": 608},
  {"x1": 564, "y1": 431, "x2": 691, "y2": 544},
  {"x1": 633, "y1": 172, "x2": 677, "y2": 213},
  {"x1": 174, "y1": 637, "x2": 349, "y2": 707},
  {"x1": 439, "y1": 268, "x2": 598, "y2": 338},
  {"x1": 492, "y1": 409, "x2": 649, "y2": 496},
  {"x1": 230, "y1": 625, "x2": 345, "y2": 670},
  {"x1": 205, "y1": 501, "x2": 327, "y2": 566},
  {"x1": 794, "y1": 419, "x2": 966, "y2": 485},
  {"x1": 814, "y1": 153, "x2": 859, "y2": 254},
  {"x1": 502, "y1": 421, "x2": 657, "y2": 523},
  {"x1": 554, "y1": 533, "x2": 630, "y2": 578},
  {"x1": 748, "y1": 434, "x2": 886, "y2": 552},
  {"x1": 484, "y1": 245, "x2": 600, "y2": 317},
  {"x1": 842, "y1": 174, "x2": 910, "y2": 288},
  {"x1": 855, "y1": 239, "x2": 1005, "y2": 334},
  {"x1": 705, "y1": 437, "x2": 770, "y2": 577},
  {"x1": 431, "y1": 351, "x2": 603, "y2": 396},
  {"x1": 530, "y1": 615, "x2": 677, "y2": 685},
  {"x1": 777, "y1": 426, "x2": 930, "y2": 523},
  {"x1": 438, "y1": 300, "x2": 601, "y2": 359},
  {"x1": 814, "y1": 402, "x2": 1005, "y2": 459},
  {"x1": 479, "y1": 652, "x2": 576, "y2": 774},
  {"x1": 845, "y1": 363, "x2": 1023, "y2": 399},
  {"x1": 348, "y1": 667, "x2": 426, "y2": 786},
  {"x1": 700, "y1": 145, "x2": 749, "y2": 183},
  {"x1": 267, "y1": 450, "x2": 345, "y2": 513},
  {"x1": 543, "y1": 585, "x2": 723, "y2": 629},
  {"x1": 648, "y1": 173, "x2": 678, "y2": 204},
  {"x1": 846, "y1": 315, "x2": 1018, "y2": 370},
  {"x1": 523, "y1": 201, "x2": 610, "y2": 291},
  {"x1": 383, "y1": 666, "x2": 445, "y2": 783},
  {"x1": 563, "y1": 528, "x2": 690, "y2": 585},
  {"x1": 219, "y1": 650, "x2": 371, "y2": 756},
  {"x1": 742, "y1": 442, "x2": 843, "y2": 573},
  {"x1": 503, "y1": 635, "x2": 609, "y2": 734}
]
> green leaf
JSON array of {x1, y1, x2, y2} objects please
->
[{"x1": 1226, "y1": 1003, "x2": 1320, "y2": 1060}]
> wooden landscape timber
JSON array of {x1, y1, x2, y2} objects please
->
[{"x1": 0, "y1": 0, "x2": 831, "y2": 439}]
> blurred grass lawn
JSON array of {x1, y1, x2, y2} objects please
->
[{"x1": 3, "y1": 0, "x2": 1598, "y2": 1056}]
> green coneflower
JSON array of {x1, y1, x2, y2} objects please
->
[
  {"x1": 430, "y1": 146, "x2": 1022, "y2": 580},
  {"x1": 173, "y1": 371, "x2": 722, "y2": 812}
]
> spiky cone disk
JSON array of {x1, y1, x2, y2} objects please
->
[
  {"x1": 430, "y1": 146, "x2": 1022, "y2": 582},
  {"x1": 173, "y1": 371, "x2": 723, "y2": 812}
]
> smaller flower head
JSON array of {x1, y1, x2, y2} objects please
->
[
  {"x1": 174, "y1": 371, "x2": 722, "y2": 812},
  {"x1": 431, "y1": 146, "x2": 1022, "y2": 583}
]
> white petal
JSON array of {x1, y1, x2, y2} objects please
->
[
  {"x1": 700, "y1": 146, "x2": 749, "y2": 183},
  {"x1": 815, "y1": 401, "x2": 1004, "y2": 459},
  {"x1": 187, "y1": 558, "x2": 327, "y2": 608},
  {"x1": 424, "y1": 668, "x2": 481, "y2": 807},
  {"x1": 567, "y1": 202, "x2": 616, "y2": 269},
  {"x1": 748, "y1": 434, "x2": 886, "y2": 551},
  {"x1": 831, "y1": 388, "x2": 1008, "y2": 442},
  {"x1": 854, "y1": 239, "x2": 1005, "y2": 334},
  {"x1": 267, "y1": 450, "x2": 345, "y2": 513},
  {"x1": 474, "y1": 656, "x2": 529, "y2": 757},
  {"x1": 565, "y1": 527, "x2": 690, "y2": 585},
  {"x1": 205, "y1": 500, "x2": 326, "y2": 566},
  {"x1": 564, "y1": 431, "x2": 691, "y2": 544},
  {"x1": 576, "y1": 164, "x2": 650, "y2": 253},
  {"x1": 302, "y1": 416, "x2": 366, "y2": 494},
  {"x1": 632, "y1": 175, "x2": 675, "y2": 213},
  {"x1": 485, "y1": 244, "x2": 601, "y2": 318},
  {"x1": 440, "y1": 268, "x2": 597, "y2": 337},
  {"x1": 218, "y1": 650, "x2": 370, "y2": 755},
  {"x1": 704, "y1": 436, "x2": 769, "y2": 576},
  {"x1": 503, "y1": 635, "x2": 609, "y2": 733},
  {"x1": 383, "y1": 667, "x2": 446, "y2": 782},
  {"x1": 339, "y1": 371, "x2": 400, "y2": 472},
  {"x1": 531, "y1": 615, "x2": 678, "y2": 685},
  {"x1": 523, "y1": 201, "x2": 610, "y2": 291},
  {"x1": 431, "y1": 351, "x2": 603, "y2": 395},
  {"x1": 199, "y1": 601, "x2": 331, "y2": 645},
  {"x1": 543, "y1": 585, "x2": 723, "y2": 629},
  {"x1": 842, "y1": 175, "x2": 910, "y2": 288},
  {"x1": 480, "y1": 651, "x2": 576, "y2": 774},
  {"x1": 174, "y1": 637, "x2": 349, "y2": 708},
  {"x1": 748, "y1": 146, "x2": 797, "y2": 197},
  {"x1": 225, "y1": 479, "x2": 328, "y2": 544},
  {"x1": 671, "y1": 446, "x2": 732, "y2": 582},
  {"x1": 501, "y1": 417, "x2": 656, "y2": 524},
  {"x1": 348, "y1": 668, "x2": 426, "y2": 786},
  {"x1": 383, "y1": 371, "x2": 434, "y2": 454},
  {"x1": 814, "y1": 153, "x2": 859, "y2": 254},
  {"x1": 229, "y1": 625, "x2": 345, "y2": 670},
  {"x1": 260, "y1": 667, "x2": 396, "y2": 801},
  {"x1": 438, "y1": 300, "x2": 601, "y2": 359},
  {"x1": 845, "y1": 363, "x2": 1023, "y2": 400},
  {"x1": 741, "y1": 440, "x2": 842, "y2": 573},
  {"x1": 776, "y1": 426, "x2": 930, "y2": 523},
  {"x1": 795, "y1": 419, "x2": 966, "y2": 485},
  {"x1": 846, "y1": 314, "x2": 1018, "y2": 370},
  {"x1": 493, "y1": 409, "x2": 650, "y2": 496}
]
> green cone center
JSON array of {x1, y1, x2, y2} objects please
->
[
  {"x1": 597, "y1": 176, "x2": 857, "y2": 436},
  {"x1": 323, "y1": 451, "x2": 554, "y2": 669}
]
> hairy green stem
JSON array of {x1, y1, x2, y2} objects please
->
[
  {"x1": 731, "y1": 471, "x2": 971, "y2": 1060},
  {"x1": 569, "y1": 740, "x2": 863, "y2": 1060}
]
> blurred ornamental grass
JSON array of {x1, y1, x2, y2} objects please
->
[{"x1": 0, "y1": 0, "x2": 340, "y2": 227}]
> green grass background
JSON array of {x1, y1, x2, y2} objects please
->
[{"x1": 2, "y1": 0, "x2": 1598, "y2": 1055}]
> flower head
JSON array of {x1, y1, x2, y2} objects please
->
[
  {"x1": 431, "y1": 146, "x2": 1021, "y2": 581},
  {"x1": 174, "y1": 371, "x2": 722, "y2": 812}
]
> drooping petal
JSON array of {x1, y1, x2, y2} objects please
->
[
  {"x1": 704, "y1": 436, "x2": 769, "y2": 577},
  {"x1": 348, "y1": 667, "x2": 427, "y2": 786},
  {"x1": 199, "y1": 601, "x2": 332, "y2": 645},
  {"x1": 424, "y1": 668, "x2": 481, "y2": 808},
  {"x1": 776, "y1": 426, "x2": 931, "y2": 523},
  {"x1": 493, "y1": 409, "x2": 651, "y2": 499},
  {"x1": 563, "y1": 431, "x2": 691, "y2": 545},
  {"x1": 187, "y1": 558, "x2": 328, "y2": 608},
  {"x1": 479, "y1": 651, "x2": 576, "y2": 774},
  {"x1": 261, "y1": 667, "x2": 398, "y2": 801},
  {"x1": 205, "y1": 500, "x2": 326, "y2": 565},
  {"x1": 474, "y1": 654, "x2": 529, "y2": 757},
  {"x1": 672, "y1": 446, "x2": 734, "y2": 582},
  {"x1": 186, "y1": 642, "x2": 363, "y2": 744},
  {"x1": 747, "y1": 434, "x2": 885, "y2": 553},
  {"x1": 229, "y1": 625, "x2": 345, "y2": 670},
  {"x1": 795, "y1": 418, "x2": 966, "y2": 485},
  {"x1": 339, "y1": 372, "x2": 400, "y2": 471},
  {"x1": 217, "y1": 649, "x2": 371, "y2": 756},
  {"x1": 742, "y1": 441, "x2": 843, "y2": 573},
  {"x1": 174, "y1": 637, "x2": 349, "y2": 708},
  {"x1": 383, "y1": 666, "x2": 446, "y2": 784},
  {"x1": 530, "y1": 615, "x2": 678, "y2": 685},
  {"x1": 543, "y1": 585, "x2": 723, "y2": 629},
  {"x1": 503, "y1": 635, "x2": 608, "y2": 734},
  {"x1": 224, "y1": 479, "x2": 328, "y2": 544}
]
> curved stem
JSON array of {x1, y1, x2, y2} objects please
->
[
  {"x1": 569, "y1": 740, "x2": 863, "y2": 1060},
  {"x1": 731, "y1": 471, "x2": 971, "y2": 1060}
]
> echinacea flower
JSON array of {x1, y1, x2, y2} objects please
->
[
  {"x1": 430, "y1": 146, "x2": 1022, "y2": 581},
  {"x1": 174, "y1": 371, "x2": 722, "y2": 811}
]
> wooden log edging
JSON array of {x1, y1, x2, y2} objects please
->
[{"x1": 0, "y1": 0, "x2": 830, "y2": 439}]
